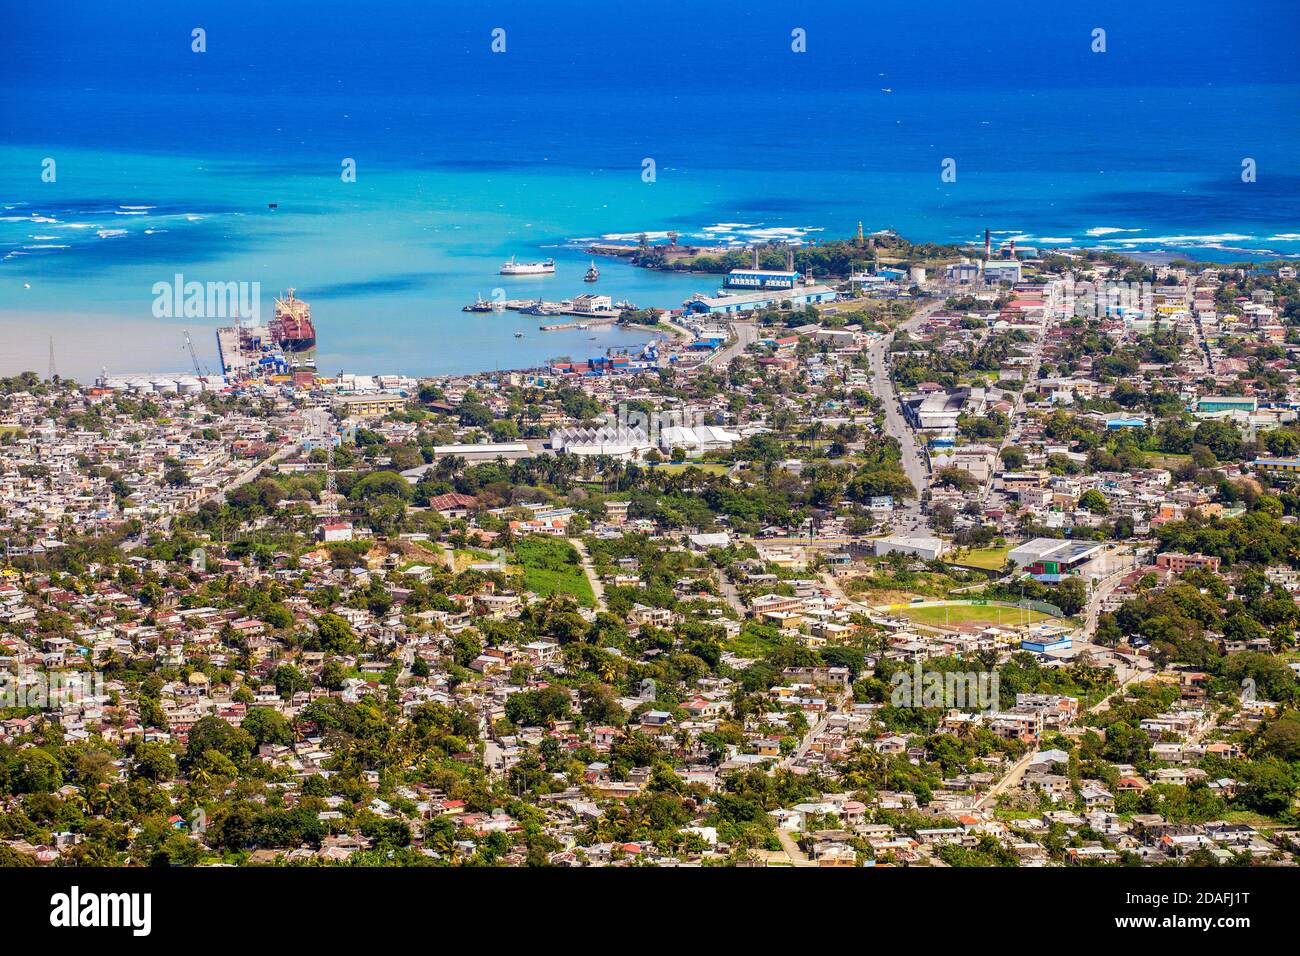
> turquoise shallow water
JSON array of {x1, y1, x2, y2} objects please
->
[
  {"x1": 2, "y1": 1, "x2": 1298, "y2": 377},
  {"x1": 0, "y1": 145, "x2": 726, "y2": 376}
]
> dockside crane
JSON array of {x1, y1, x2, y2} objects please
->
[{"x1": 183, "y1": 330, "x2": 210, "y2": 383}]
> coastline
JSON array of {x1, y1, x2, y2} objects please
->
[
  {"x1": 1, "y1": 233, "x2": 1290, "y2": 382},
  {"x1": 0, "y1": 303, "x2": 688, "y2": 382}
]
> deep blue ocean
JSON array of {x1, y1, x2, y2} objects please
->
[{"x1": 1, "y1": 0, "x2": 1298, "y2": 377}]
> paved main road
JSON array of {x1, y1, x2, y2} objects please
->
[
  {"x1": 1057, "y1": 552, "x2": 1158, "y2": 713},
  {"x1": 707, "y1": 321, "x2": 758, "y2": 366},
  {"x1": 1081, "y1": 556, "x2": 1136, "y2": 638},
  {"x1": 866, "y1": 301, "x2": 941, "y2": 515},
  {"x1": 196, "y1": 434, "x2": 303, "y2": 510}
]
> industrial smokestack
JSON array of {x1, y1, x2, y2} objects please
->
[
  {"x1": 1009, "y1": 239, "x2": 1016, "y2": 260},
  {"x1": 984, "y1": 228, "x2": 991, "y2": 261}
]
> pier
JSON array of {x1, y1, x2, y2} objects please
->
[
  {"x1": 538, "y1": 317, "x2": 619, "y2": 331},
  {"x1": 215, "y1": 327, "x2": 252, "y2": 373},
  {"x1": 506, "y1": 300, "x2": 621, "y2": 319},
  {"x1": 461, "y1": 298, "x2": 629, "y2": 327}
]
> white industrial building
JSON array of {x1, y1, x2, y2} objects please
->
[
  {"x1": 872, "y1": 534, "x2": 946, "y2": 561},
  {"x1": 902, "y1": 387, "x2": 989, "y2": 431},
  {"x1": 983, "y1": 260, "x2": 1024, "y2": 285},
  {"x1": 549, "y1": 426, "x2": 653, "y2": 459},
  {"x1": 658, "y1": 424, "x2": 740, "y2": 456},
  {"x1": 99, "y1": 374, "x2": 223, "y2": 393}
]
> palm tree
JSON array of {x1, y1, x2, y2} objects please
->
[{"x1": 429, "y1": 827, "x2": 458, "y2": 863}]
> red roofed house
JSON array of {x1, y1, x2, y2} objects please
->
[
  {"x1": 428, "y1": 492, "x2": 479, "y2": 518},
  {"x1": 318, "y1": 522, "x2": 353, "y2": 543}
]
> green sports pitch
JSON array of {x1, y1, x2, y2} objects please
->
[{"x1": 893, "y1": 602, "x2": 1057, "y2": 628}]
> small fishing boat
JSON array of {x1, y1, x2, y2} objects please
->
[{"x1": 584, "y1": 260, "x2": 599, "y2": 282}]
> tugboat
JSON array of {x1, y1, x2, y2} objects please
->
[
  {"x1": 463, "y1": 294, "x2": 496, "y2": 313},
  {"x1": 584, "y1": 260, "x2": 600, "y2": 282}
]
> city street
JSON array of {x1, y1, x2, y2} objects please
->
[
  {"x1": 866, "y1": 302, "x2": 940, "y2": 517},
  {"x1": 707, "y1": 321, "x2": 759, "y2": 366}
]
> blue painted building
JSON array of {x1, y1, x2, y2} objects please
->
[
  {"x1": 723, "y1": 269, "x2": 800, "y2": 290},
  {"x1": 683, "y1": 284, "x2": 838, "y2": 316},
  {"x1": 689, "y1": 335, "x2": 726, "y2": 351},
  {"x1": 1022, "y1": 635, "x2": 1072, "y2": 653}
]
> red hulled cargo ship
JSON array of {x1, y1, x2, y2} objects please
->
[{"x1": 270, "y1": 288, "x2": 317, "y2": 354}]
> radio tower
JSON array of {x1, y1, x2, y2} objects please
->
[{"x1": 326, "y1": 432, "x2": 337, "y2": 499}]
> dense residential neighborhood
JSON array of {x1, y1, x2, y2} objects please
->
[{"x1": 4, "y1": 242, "x2": 1300, "y2": 869}]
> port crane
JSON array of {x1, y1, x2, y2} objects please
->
[{"x1": 183, "y1": 330, "x2": 210, "y2": 383}]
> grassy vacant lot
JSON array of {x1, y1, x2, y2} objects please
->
[
  {"x1": 896, "y1": 602, "x2": 1055, "y2": 629},
  {"x1": 452, "y1": 548, "x2": 499, "y2": 572},
  {"x1": 650, "y1": 461, "x2": 731, "y2": 476},
  {"x1": 947, "y1": 545, "x2": 1012, "y2": 571},
  {"x1": 726, "y1": 622, "x2": 791, "y2": 659},
  {"x1": 843, "y1": 568, "x2": 967, "y2": 601},
  {"x1": 512, "y1": 535, "x2": 595, "y2": 606}
]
